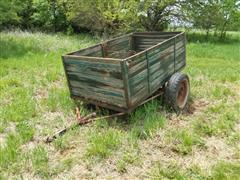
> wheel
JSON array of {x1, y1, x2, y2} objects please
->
[{"x1": 164, "y1": 72, "x2": 190, "y2": 111}]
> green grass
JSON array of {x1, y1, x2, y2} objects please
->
[
  {"x1": 212, "y1": 161, "x2": 240, "y2": 180},
  {"x1": 0, "y1": 30, "x2": 239, "y2": 178},
  {"x1": 31, "y1": 146, "x2": 49, "y2": 177},
  {"x1": 86, "y1": 128, "x2": 122, "y2": 160},
  {"x1": 130, "y1": 100, "x2": 166, "y2": 139},
  {"x1": 147, "y1": 163, "x2": 186, "y2": 179},
  {"x1": 167, "y1": 129, "x2": 205, "y2": 155}
]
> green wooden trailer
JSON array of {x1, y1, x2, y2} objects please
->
[{"x1": 62, "y1": 32, "x2": 190, "y2": 113}]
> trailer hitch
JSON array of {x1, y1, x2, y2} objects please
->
[{"x1": 45, "y1": 108, "x2": 125, "y2": 143}]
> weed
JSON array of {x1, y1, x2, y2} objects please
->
[
  {"x1": 52, "y1": 158, "x2": 74, "y2": 175},
  {"x1": 212, "y1": 161, "x2": 240, "y2": 180},
  {"x1": 31, "y1": 146, "x2": 49, "y2": 177},
  {"x1": 0, "y1": 134, "x2": 21, "y2": 168},
  {"x1": 194, "y1": 104, "x2": 238, "y2": 137},
  {"x1": 116, "y1": 152, "x2": 139, "y2": 173},
  {"x1": 168, "y1": 129, "x2": 205, "y2": 155},
  {"x1": 185, "y1": 165, "x2": 207, "y2": 179},
  {"x1": 43, "y1": 87, "x2": 74, "y2": 113},
  {"x1": 147, "y1": 163, "x2": 186, "y2": 179},
  {"x1": 212, "y1": 85, "x2": 234, "y2": 99},
  {"x1": 16, "y1": 121, "x2": 35, "y2": 143},
  {"x1": 86, "y1": 128, "x2": 121, "y2": 160},
  {"x1": 53, "y1": 135, "x2": 69, "y2": 151},
  {"x1": 1, "y1": 88, "x2": 36, "y2": 122},
  {"x1": 130, "y1": 101, "x2": 166, "y2": 139}
]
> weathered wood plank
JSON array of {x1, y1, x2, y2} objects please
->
[
  {"x1": 150, "y1": 72, "x2": 172, "y2": 92},
  {"x1": 63, "y1": 58, "x2": 121, "y2": 71},
  {"x1": 107, "y1": 35, "x2": 129, "y2": 46},
  {"x1": 71, "y1": 45, "x2": 102, "y2": 56},
  {"x1": 65, "y1": 64, "x2": 122, "y2": 79},
  {"x1": 146, "y1": 40, "x2": 174, "y2": 57},
  {"x1": 150, "y1": 60, "x2": 174, "y2": 82},
  {"x1": 71, "y1": 87, "x2": 126, "y2": 107},
  {"x1": 130, "y1": 79, "x2": 146, "y2": 96},
  {"x1": 130, "y1": 86, "x2": 148, "y2": 105},
  {"x1": 69, "y1": 80, "x2": 124, "y2": 97},
  {"x1": 127, "y1": 53, "x2": 146, "y2": 67},
  {"x1": 149, "y1": 53, "x2": 174, "y2": 76},
  {"x1": 148, "y1": 46, "x2": 174, "y2": 67},
  {"x1": 133, "y1": 32, "x2": 181, "y2": 35},
  {"x1": 129, "y1": 69, "x2": 148, "y2": 87},
  {"x1": 107, "y1": 40, "x2": 129, "y2": 52},
  {"x1": 64, "y1": 55, "x2": 121, "y2": 63},
  {"x1": 121, "y1": 61, "x2": 131, "y2": 108},
  {"x1": 128, "y1": 60, "x2": 147, "y2": 77},
  {"x1": 133, "y1": 34, "x2": 175, "y2": 38},
  {"x1": 67, "y1": 71, "x2": 123, "y2": 89}
]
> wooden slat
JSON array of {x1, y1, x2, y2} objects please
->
[
  {"x1": 121, "y1": 61, "x2": 131, "y2": 108},
  {"x1": 65, "y1": 64, "x2": 122, "y2": 79},
  {"x1": 107, "y1": 35, "x2": 129, "y2": 46},
  {"x1": 129, "y1": 69, "x2": 148, "y2": 87},
  {"x1": 146, "y1": 40, "x2": 174, "y2": 57},
  {"x1": 149, "y1": 53, "x2": 174, "y2": 76},
  {"x1": 67, "y1": 72, "x2": 123, "y2": 89},
  {"x1": 133, "y1": 34, "x2": 175, "y2": 38},
  {"x1": 63, "y1": 58, "x2": 121, "y2": 71},
  {"x1": 130, "y1": 86, "x2": 148, "y2": 105},
  {"x1": 71, "y1": 87, "x2": 126, "y2": 107},
  {"x1": 71, "y1": 45, "x2": 102, "y2": 56},
  {"x1": 150, "y1": 60, "x2": 174, "y2": 82},
  {"x1": 107, "y1": 40, "x2": 129, "y2": 52},
  {"x1": 128, "y1": 59, "x2": 147, "y2": 77},
  {"x1": 69, "y1": 80, "x2": 124, "y2": 97},
  {"x1": 148, "y1": 46, "x2": 174, "y2": 67},
  {"x1": 133, "y1": 32, "x2": 181, "y2": 35}
]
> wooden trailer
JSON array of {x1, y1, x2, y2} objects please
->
[{"x1": 62, "y1": 32, "x2": 189, "y2": 113}]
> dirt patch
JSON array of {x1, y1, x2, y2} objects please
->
[
  {"x1": 34, "y1": 88, "x2": 48, "y2": 100},
  {"x1": 0, "y1": 133, "x2": 6, "y2": 146},
  {"x1": 187, "y1": 98, "x2": 210, "y2": 115}
]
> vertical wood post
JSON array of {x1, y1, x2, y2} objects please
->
[
  {"x1": 146, "y1": 52, "x2": 151, "y2": 95},
  {"x1": 121, "y1": 61, "x2": 131, "y2": 108},
  {"x1": 61, "y1": 56, "x2": 73, "y2": 97},
  {"x1": 174, "y1": 38, "x2": 176, "y2": 73}
]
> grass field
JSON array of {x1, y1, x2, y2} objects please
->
[{"x1": 0, "y1": 31, "x2": 240, "y2": 179}]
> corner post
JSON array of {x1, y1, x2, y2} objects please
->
[{"x1": 121, "y1": 60, "x2": 131, "y2": 109}]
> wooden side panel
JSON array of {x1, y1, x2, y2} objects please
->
[
  {"x1": 105, "y1": 35, "x2": 131, "y2": 58},
  {"x1": 71, "y1": 44, "x2": 102, "y2": 57},
  {"x1": 174, "y1": 33, "x2": 186, "y2": 71},
  {"x1": 125, "y1": 32, "x2": 186, "y2": 108},
  {"x1": 62, "y1": 56, "x2": 126, "y2": 108},
  {"x1": 147, "y1": 39, "x2": 175, "y2": 93},
  {"x1": 133, "y1": 33, "x2": 176, "y2": 52},
  {"x1": 127, "y1": 53, "x2": 149, "y2": 105}
]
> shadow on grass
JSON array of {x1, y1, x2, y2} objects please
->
[{"x1": 76, "y1": 97, "x2": 169, "y2": 138}]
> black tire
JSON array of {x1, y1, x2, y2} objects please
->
[{"x1": 164, "y1": 72, "x2": 190, "y2": 112}]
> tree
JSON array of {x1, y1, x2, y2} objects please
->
[
  {"x1": 182, "y1": 0, "x2": 240, "y2": 39},
  {"x1": 0, "y1": 0, "x2": 22, "y2": 29},
  {"x1": 216, "y1": 0, "x2": 240, "y2": 39},
  {"x1": 137, "y1": 0, "x2": 182, "y2": 31},
  {"x1": 31, "y1": 0, "x2": 68, "y2": 32},
  {"x1": 67, "y1": 0, "x2": 139, "y2": 36}
]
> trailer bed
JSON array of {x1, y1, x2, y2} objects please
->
[{"x1": 62, "y1": 32, "x2": 186, "y2": 113}]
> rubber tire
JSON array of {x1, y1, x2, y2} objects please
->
[{"x1": 164, "y1": 72, "x2": 190, "y2": 112}]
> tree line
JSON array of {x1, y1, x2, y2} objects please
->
[{"x1": 0, "y1": 0, "x2": 239, "y2": 39}]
